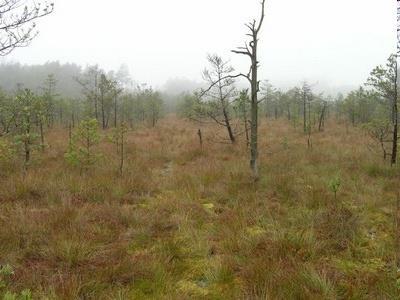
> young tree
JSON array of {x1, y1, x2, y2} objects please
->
[
  {"x1": 145, "y1": 91, "x2": 163, "y2": 127},
  {"x1": 298, "y1": 82, "x2": 312, "y2": 134},
  {"x1": 76, "y1": 65, "x2": 102, "y2": 120},
  {"x1": 0, "y1": 90, "x2": 17, "y2": 135},
  {"x1": 41, "y1": 74, "x2": 58, "y2": 127},
  {"x1": 317, "y1": 99, "x2": 328, "y2": 132},
  {"x1": 177, "y1": 93, "x2": 199, "y2": 119},
  {"x1": 65, "y1": 119, "x2": 100, "y2": 172},
  {"x1": 363, "y1": 120, "x2": 392, "y2": 161},
  {"x1": 200, "y1": 54, "x2": 237, "y2": 143},
  {"x1": 111, "y1": 81, "x2": 123, "y2": 128},
  {"x1": 99, "y1": 73, "x2": 113, "y2": 129},
  {"x1": 34, "y1": 95, "x2": 47, "y2": 150},
  {"x1": 109, "y1": 122, "x2": 128, "y2": 175},
  {"x1": 234, "y1": 89, "x2": 250, "y2": 147},
  {"x1": 261, "y1": 81, "x2": 278, "y2": 119},
  {"x1": 134, "y1": 85, "x2": 163, "y2": 127},
  {"x1": 0, "y1": 0, "x2": 54, "y2": 55},
  {"x1": 14, "y1": 89, "x2": 40, "y2": 169},
  {"x1": 366, "y1": 54, "x2": 398, "y2": 165}
]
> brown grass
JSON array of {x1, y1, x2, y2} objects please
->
[{"x1": 0, "y1": 116, "x2": 398, "y2": 299}]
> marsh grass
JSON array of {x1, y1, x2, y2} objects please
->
[{"x1": 0, "y1": 117, "x2": 398, "y2": 298}]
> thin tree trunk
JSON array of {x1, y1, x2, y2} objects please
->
[
  {"x1": 303, "y1": 94, "x2": 307, "y2": 134},
  {"x1": 119, "y1": 130, "x2": 124, "y2": 176},
  {"x1": 395, "y1": 193, "x2": 400, "y2": 270},
  {"x1": 94, "y1": 75, "x2": 99, "y2": 120},
  {"x1": 250, "y1": 42, "x2": 259, "y2": 179},
  {"x1": 318, "y1": 105, "x2": 326, "y2": 132},
  {"x1": 114, "y1": 94, "x2": 118, "y2": 128},
  {"x1": 40, "y1": 120, "x2": 44, "y2": 151},
  {"x1": 198, "y1": 129, "x2": 203, "y2": 149},
  {"x1": 222, "y1": 107, "x2": 235, "y2": 143},
  {"x1": 101, "y1": 91, "x2": 106, "y2": 129},
  {"x1": 244, "y1": 105, "x2": 250, "y2": 148},
  {"x1": 230, "y1": 0, "x2": 265, "y2": 179},
  {"x1": 392, "y1": 60, "x2": 398, "y2": 166},
  {"x1": 218, "y1": 74, "x2": 235, "y2": 144}
]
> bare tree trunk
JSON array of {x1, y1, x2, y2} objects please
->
[
  {"x1": 119, "y1": 129, "x2": 124, "y2": 176},
  {"x1": 202, "y1": 0, "x2": 266, "y2": 178},
  {"x1": 68, "y1": 123, "x2": 72, "y2": 148},
  {"x1": 94, "y1": 75, "x2": 99, "y2": 120},
  {"x1": 40, "y1": 120, "x2": 44, "y2": 151},
  {"x1": 391, "y1": 60, "x2": 398, "y2": 166},
  {"x1": 24, "y1": 141, "x2": 30, "y2": 170},
  {"x1": 243, "y1": 105, "x2": 250, "y2": 148},
  {"x1": 217, "y1": 72, "x2": 236, "y2": 144},
  {"x1": 395, "y1": 193, "x2": 400, "y2": 270},
  {"x1": 198, "y1": 129, "x2": 203, "y2": 149},
  {"x1": 250, "y1": 50, "x2": 259, "y2": 179},
  {"x1": 231, "y1": 0, "x2": 265, "y2": 179},
  {"x1": 303, "y1": 94, "x2": 307, "y2": 134},
  {"x1": 222, "y1": 107, "x2": 235, "y2": 143},
  {"x1": 318, "y1": 104, "x2": 326, "y2": 132},
  {"x1": 114, "y1": 94, "x2": 118, "y2": 128},
  {"x1": 72, "y1": 112, "x2": 75, "y2": 128},
  {"x1": 101, "y1": 90, "x2": 106, "y2": 130}
]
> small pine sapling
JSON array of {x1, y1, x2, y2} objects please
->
[
  {"x1": 14, "y1": 90, "x2": 41, "y2": 170},
  {"x1": 328, "y1": 175, "x2": 341, "y2": 201},
  {"x1": 109, "y1": 122, "x2": 128, "y2": 176},
  {"x1": 65, "y1": 118, "x2": 100, "y2": 172}
]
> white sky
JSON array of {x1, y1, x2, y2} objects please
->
[{"x1": 1, "y1": 0, "x2": 396, "y2": 91}]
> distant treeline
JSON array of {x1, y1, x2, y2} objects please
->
[{"x1": 0, "y1": 61, "x2": 84, "y2": 98}]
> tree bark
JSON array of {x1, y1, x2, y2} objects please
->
[{"x1": 392, "y1": 59, "x2": 398, "y2": 166}]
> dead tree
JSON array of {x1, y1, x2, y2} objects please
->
[
  {"x1": 231, "y1": 0, "x2": 266, "y2": 179},
  {"x1": 201, "y1": 0, "x2": 266, "y2": 178},
  {"x1": 0, "y1": 0, "x2": 54, "y2": 55}
]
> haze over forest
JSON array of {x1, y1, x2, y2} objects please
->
[{"x1": 0, "y1": 0, "x2": 396, "y2": 96}]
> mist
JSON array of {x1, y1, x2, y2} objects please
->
[{"x1": 0, "y1": 0, "x2": 395, "y2": 93}]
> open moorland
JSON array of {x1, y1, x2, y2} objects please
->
[{"x1": 0, "y1": 117, "x2": 398, "y2": 299}]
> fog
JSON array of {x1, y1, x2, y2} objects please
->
[{"x1": 0, "y1": 0, "x2": 396, "y2": 93}]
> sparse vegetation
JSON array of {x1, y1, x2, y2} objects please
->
[
  {"x1": 0, "y1": 0, "x2": 398, "y2": 298},
  {"x1": 0, "y1": 117, "x2": 398, "y2": 298}
]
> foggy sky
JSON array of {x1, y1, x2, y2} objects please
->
[{"x1": 1, "y1": 0, "x2": 396, "y2": 92}]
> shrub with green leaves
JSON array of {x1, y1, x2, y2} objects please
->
[{"x1": 65, "y1": 118, "x2": 101, "y2": 170}]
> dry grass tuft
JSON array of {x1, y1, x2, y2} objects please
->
[{"x1": 0, "y1": 117, "x2": 398, "y2": 298}]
